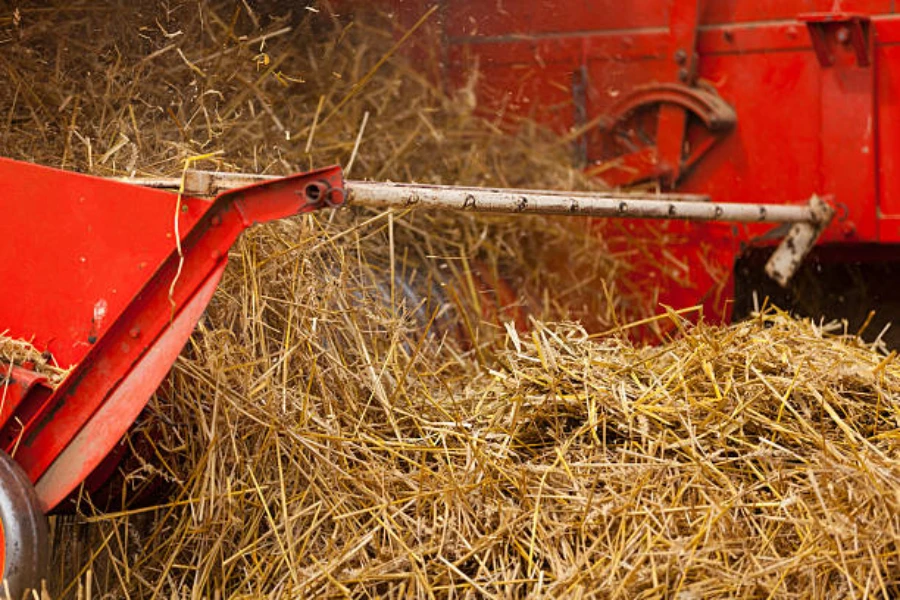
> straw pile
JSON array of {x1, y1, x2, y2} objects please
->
[
  {"x1": 3, "y1": 2, "x2": 900, "y2": 599},
  {"x1": 51, "y1": 305, "x2": 900, "y2": 598}
]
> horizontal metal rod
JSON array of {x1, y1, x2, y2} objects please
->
[
  {"x1": 117, "y1": 171, "x2": 710, "y2": 203},
  {"x1": 117, "y1": 171, "x2": 821, "y2": 224},
  {"x1": 347, "y1": 181, "x2": 818, "y2": 224}
]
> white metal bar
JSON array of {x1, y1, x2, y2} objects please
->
[
  {"x1": 117, "y1": 171, "x2": 710, "y2": 203},
  {"x1": 116, "y1": 171, "x2": 823, "y2": 224},
  {"x1": 765, "y1": 195, "x2": 835, "y2": 287},
  {"x1": 347, "y1": 181, "x2": 819, "y2": 224}
]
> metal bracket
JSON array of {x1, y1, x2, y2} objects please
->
[
  {"x1": 589, "y1": 82, "x2": 736, "y2": 188},
  {"x1": 600, "y1": 83, "x2": 737, "y2": 133},
  {"x1": 764, "y1": 195, "x2": 836, "y2": 287},
  {"x1": 799, "y1": 13, "x2": 872, "y2": 68}
]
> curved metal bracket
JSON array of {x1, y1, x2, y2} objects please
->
[
  {"x1": 591, "y1": 82, "x2": 736, "y2": 188},
  {"x1": 601, "y1": 82, "x2": 736, "y2": 133}
]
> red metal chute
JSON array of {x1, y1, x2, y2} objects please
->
[{"x1": 0, "y1": 158, "x2": 345, "y2": 511}]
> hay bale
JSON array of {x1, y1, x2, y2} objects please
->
[{"x1": 464, "y1": 312, "x2": 900, "y2": 597}]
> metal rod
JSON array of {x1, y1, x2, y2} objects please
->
[
  {"x1": 116, "y1": 171, "x2": 709, "y2": 203},
  {"x1": 117, "y1": 171, "x2": 822, "y2": 224},
  {"x1": 347, "y1": 181, "x2": 818, "y2": 224}
]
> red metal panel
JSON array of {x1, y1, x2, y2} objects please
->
[
  {"x1": 0, "y1": 159, "x2": 207, "y2": 369},
  {"x1": 443, "y1": 0, "x2": 667, "y2": 39},
  {"x1": 702, "y1": 0, "x2": 891, "y2": 25},
  {"x1": 817, "y1": 42, "x2": 877, "y2": 241},
  {"x1": 589, "y1": 218, "x2": 740, "y2": 334},
  {"x1": 33, "y1": 263, "x2": 225, "y2": 511},
  {"x1": 447, "y1": 33, "x2": 668, "y2": 67},
  {"x1": 877, "y1": 44, "x2": 900, "y2": 241},
  {"x1": 686, "y1": 51, "x2": 819, "y2": 196},
  {"x1": 697, "y1": 22, "x2": 811, "y2": 54},
  {"x1": 0, "y1": 161, "x2": 345, "y2": 501},
  {"x1": 465, "y1": 66, "x2": 576, "y2": 130},
  {"x1": 873, "y1": 16, "x2": 900, "y2": 43},
  {"x1": 443, "y1": 1, "x2": 893, "y2": 40},
  {"x1": 448, "y1": 23, "x2": 811, "y2": 69},
  {"x1": 442, "y1": 8, "x2": 897, "y2": 59},
  {"x1": 867, "y1": 12, "x2": 900, "y2": 243},
  {"x1": 446, "y1": 36, "x2": 584, "y2": 132}
]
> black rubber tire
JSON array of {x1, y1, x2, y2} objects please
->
[{"x1": 0, "y1": 451, "x2": 49, "y2": 599}]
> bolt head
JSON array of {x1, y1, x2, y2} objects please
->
[
  {"x1": 836, "y1": 26, "x2": 851, "y2": 44},
  {"x1": 841, "y1": 222, "x2": 856, "y2": 238}
]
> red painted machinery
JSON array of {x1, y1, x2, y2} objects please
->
[
  {"x1": 2, "y1": 0, "x2": 899, "y2": 593},
  {"x1": 0, "y1": 159, "x2": 827, "y2": 593},
  {"x1": 0, "y1": 159, "x2": 346, "y2": 592},
  {"x1": 334, "y1": 0, "x2": 900, "y2": 334}
]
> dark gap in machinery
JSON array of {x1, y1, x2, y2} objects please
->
[{"x1": 732, "y1": 244, "x2": 900, "y2": 350}]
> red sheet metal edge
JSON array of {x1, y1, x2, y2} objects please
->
[
  {"x1": 0, "y1": 366, "x2": 50, "y2": 432},
  {"x1": 34, "y1": 262, "x2": 225, "y2": 511},
  {"x1": 3, "y1": 164, "x2": 345, "y2": 490}
]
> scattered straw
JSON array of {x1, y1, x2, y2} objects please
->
[
  {"x1": 3, "y1": 3, "x2": 896, "y2": 599},
  {"x1": 0, "y1": 334, "x2": 68, "y2": 384}
]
